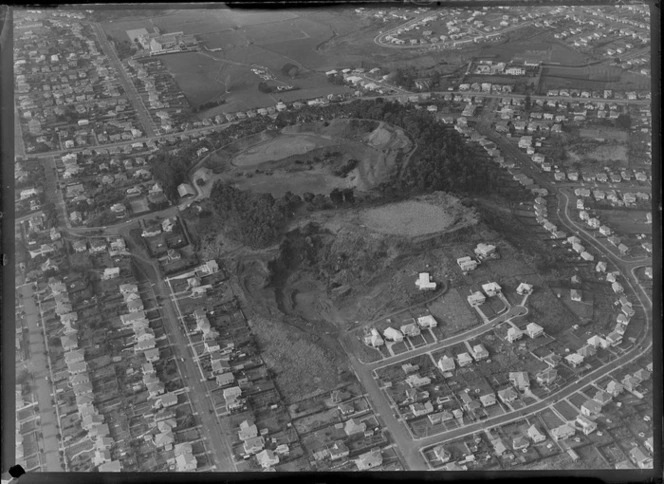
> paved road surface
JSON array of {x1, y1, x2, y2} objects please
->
[
  {"x1": 91, "y1": 22, "x2": 157, "y2": 138},
  {"x1": 129, "y1": 249, "x2": 237, "y2": 472}
]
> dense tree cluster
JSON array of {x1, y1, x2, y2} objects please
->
[
  {"x1": 209, "y1": 181, "x2": 302, "y2": 248},
  {"x1": 281, "y1": 63, "x2": 300, "y2": 79}
]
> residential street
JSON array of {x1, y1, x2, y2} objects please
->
[
  {"x1": 17, "y1": 278, "x2": 65, "y2": 471},
  {"x1": 91, "y1": 22, "x2": 157, "y2": 138},
  {"x1": 128, "y1": 246, "x2": 237, "y2": 472}
]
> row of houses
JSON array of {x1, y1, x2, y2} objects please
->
[
  {"x1": 49, "y1": 276, "x2": 123, "y2": 472},
  {"x1": 363, "y1": 314, "x2": 438, "y2": 348}
]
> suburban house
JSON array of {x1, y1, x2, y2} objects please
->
[
  {"x1": 536, "y1": 368, "x2": 558, "y2": 386},
  {"x1": 479, "y1": 392, "x2": 496, "y2": 407},
  {"x1": 243, "y1": 436, "x2": 265, "y2": 455},
  {"x1": 344, "y1": 418, "x2": 366, "y2": 436},
  {"x1": 472, "y1": 344, "x2": 489, "y2": 361},
  {"x1": 509, "y1": 371, "x2": 530, "y2": 391},
  {"x1": 457, "y1": 352, "x2": 473, "y2": 367},
  {"x1": 580, "y1": 399, "x2": 602, "y2": 417},
  {"x1": 497, "y1": 387, "x2": 518, "y2": 403},
  {"x1": 551, "y1": 423, "x2": 575, "y2": 441},
  {"x1": 507, "y1": 327, "x2": 523, "y2": 343},
  {"x1": 467, "y1": 291, "x2": 486, "y2": 307},
  {"x1": 474, "y1": 243, "x2": 496, "y2": 259},
  {"x1": 629, "y1": 447, "x2": 653, "y2": 469},
  {"x1": 364, "y1": 328, "x2": 384, "y2": 347},
  {"x1": 415, "y1": 272, "x2": 437, "y2": 290},
  {"x1": 457, "y1": 256, "x2": 478, "y2": 272},
  {"x1": 355, "y1": 448, "x2": 383, "y2": 471},
  {"x1": 437, "y1": 356, "x2": 456, "y2": 372},
  {"x1": 576, "y1": 415, "x2": 598, "y2": 435},
  {"x1": 383, "y1": 327, "x2": 404, "y2": 342},
  {"x1": 328, "y1": 441, "x2": 349, "y2": 461},
  {"x1": 528, "y1": 425, "x2": 546, "y2": 443},
  {"x1": 517, "y1": 283, "x2": 533, "y2": 295},
  {"x1": 526, "y1": 322, "x2": 544, "y2": 338},
  {"x1": 400, "y1": 322, "x2": 421, "y2": 337},
  {"x1": 433, "y1": 445, "x2": 451, "y2": 463},
  {"x1": 256, "y1": 449, "x2": 279, "y2": 469},
  {"x1": 606, "y1": 380, "x2": 624, "y2": 396},
  {"x1": 481, "y1": 282, "x2": 502, "y2": 297},
  {"x1": 565, "y1": 353, "x2": 584, "y2": 368},
  {"x1": 417, "y1": 315, "x2": 438, "y2": 328},
  {"x1": 410, "y1": 401, "x2": 434, "y2": 417}
]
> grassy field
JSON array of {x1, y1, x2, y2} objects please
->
[
  {"x1": 232, "y1": 133, "x2": 334, "y2": 167},
  {"x1": 595, "y1": 209, "x2": 651, "y2": 235},
  {"x1": 427, "y1": 288, "x2": 482, "y2": 336},
  {"x1": 249, "y1": 315, "x2": 344, "y2": 403},
  {"x1": 361, "y1": 200, "x2": 468, "y2": 237}
]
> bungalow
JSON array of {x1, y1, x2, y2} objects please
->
[
  {"x1": 509, "y1": 371, "x2": 530, "y2": 391},
  {"x1": 606, "y1": 331, "x2": 622, "y2": 346},
  {"x1": 383, "y1": 327, "x2": 403, "y2": 342},
  {"x1": 405, "y1": 374, "x2": 431, "y2": 388},
  {"x1": 479, "y1": 392, "x2": 496, "y2": 407},
  {"x1": 457, "y1": 256, "x2": 478, "y2": 272},
  {"x1": 400, "y1": 322, "x2": 421, "y2": 337},
  {"x1": 363, "y1": 328, "x2": 384, "y2": 347},
  {"x1": 437, "y1": 355, "x2": 456, "y2": 372},
  {"x1": 492, "y1": 438, "x2": 508, "y2": 457},
  {"x1": 415, "y1": 272, "x2": 437, "y2": 290},
  {"x1": 629, "y1": 447, "x2": 653, "y2": 469},
  {"x1": 506, "y1": 327, "x2": 523, "y2": 343},
  {"x1": 482, "y1": 282, "x2": 501, "y2": 297},
  {"x1": 329, "y1": 441, "x2": 349, "y2": 461},
  {"x1": 526, "y1": 322, "x2": 544, "y2": 338},
  {"x1": 498, "y1": 387, "x2": 518, "y2": 403},
  {"x1": 577, "y1": 344, "x2": 596, "y2": 358},
  {"x1": 417, "y1": 315, "x2": 438, "y2": 328},
  {"x1": 344, "y1": 418, "x2": 367, "y2": 436},
  {"x1": 565, "y1": 353, "x2": 584, "y2": 368},
  {"x1": 243, "y1": 436, "x2": 265, "y2": 455},
  {"x1": 177, "y1": 183, "x2": 196, "y2": 198},
  {"x1": 596, "y1": 261, "x2": 607, "y2": 273},
  {"x1": 528, "y1": 425, "x2": 546, "y2": 443},
  {"x1": 472, "y1": 344, "x2": 489, "y2": 361},
  {"x1": 576, "y1": 415, "x2": 597, "y2": 435},
  {"x1": 551, "y1": 423, "x2": 575, "y2": 441},
  {"x1": 410, "y1": 401, "x2": 434, "y2": 417},
  {"x1": 587, "y1": 335, "x2": 609, "y2": 349},
  {"x1": 593, "y1": 390, "x2": 612, "y2": 407},
  {"x1": 581, "y1": 399, "x2": 602, "y2": 417},
  {"x1": 517, "y1": 283, "x2": 533, "y2": 296},
  {"x1": 536, "y1": 368, "x2": 558, "y2": 386},
  {"x1": 612, "y1": 281, "x2": 624, "y2": 294},
  {"x1": 433, "y1": 445, "x2": 451, "y2": 463},
  {"x1": 570, "y1": 289, "x2": 582, "y2": 302},
  {"x1": 475, "y1": 243, "x2": 497, "y2": 259},
  {"x1": 622, "y1": 374, "x2": 640, "y2": 392},
  {"x1": 144, "y1": 348, "x2": 160, "y2": 362},
  {"x1": 256, "y1": 449, "x2": 279, "y2": 469},
  {"x1": 513, "y1": 435, "x2": 530, "y2": 450},
  {"x1": 467, "y1": 291, "x2": 486, "y2": 307},
  {"x1": 102, "y1": 267, "x2": 120, "y2": 280},
  {"x1": 457, "y1": 352, "x2": 474, "y2": 367},
  {"x1": 355, "y1": 448, "x2": 383, "y2": 471}
]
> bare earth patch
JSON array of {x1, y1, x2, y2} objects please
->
[{"x1": 360, "y1": 193, "x2": 478, "y2": 237}]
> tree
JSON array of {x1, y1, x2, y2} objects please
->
[
  {"x1": 281, "y1": 63, "x2": 299, "y2": 79},
  {"x1": 342, "y1": 188, "x2": 355, "y2": 204},
  {"x1": 329, "y1": 188, "x2": 344, "y2": 205},
  {"x1": 196, "y1": 178, "x2": 206, "y2": 187}
]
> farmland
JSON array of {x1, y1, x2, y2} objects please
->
[{"x1": 100, "y1": 8, "x2": 378, "y2": 111}]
